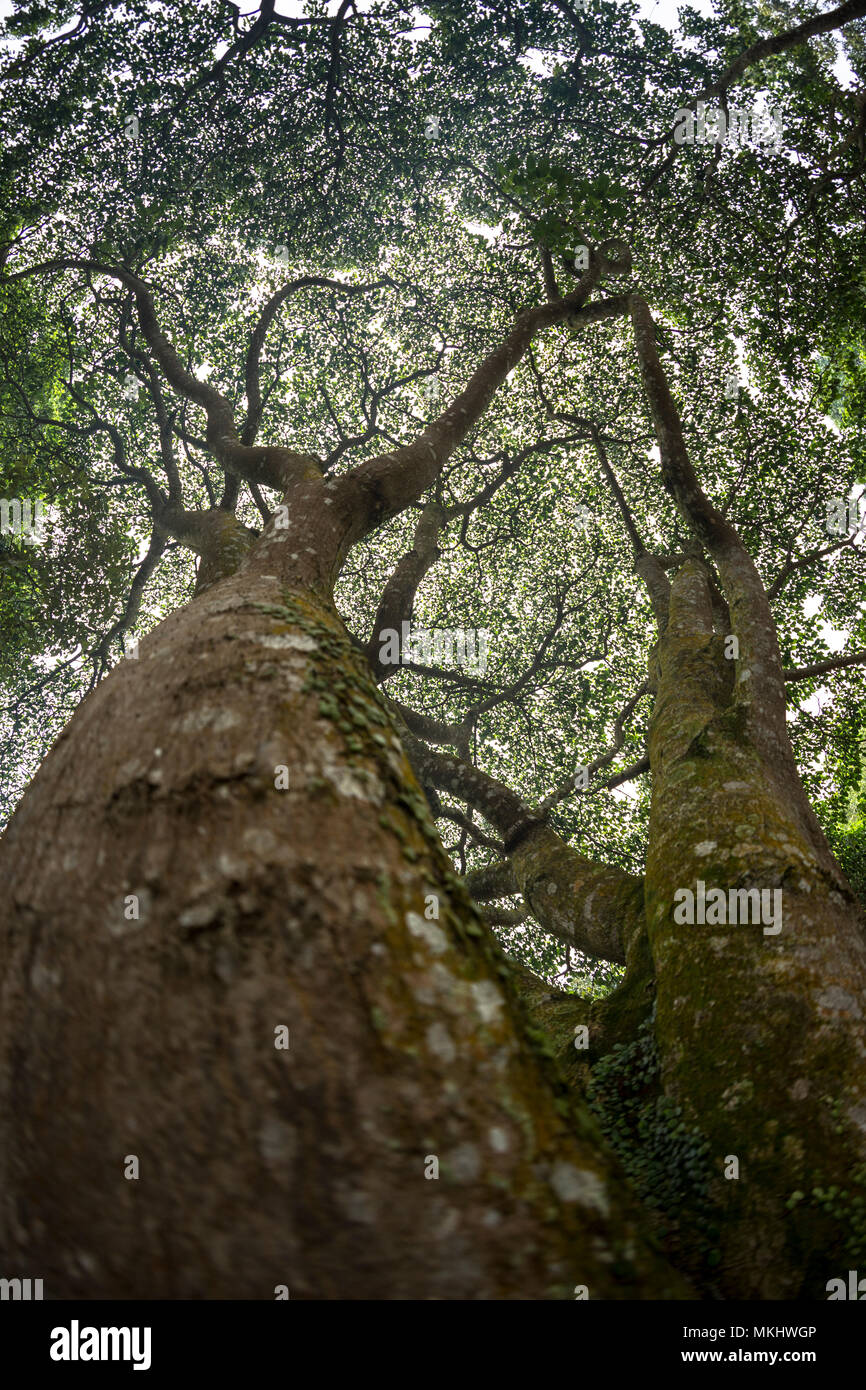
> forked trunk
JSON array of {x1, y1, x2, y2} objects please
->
[{"x1": 0, "y1": 566, "x2": 686, "y2": 1298}]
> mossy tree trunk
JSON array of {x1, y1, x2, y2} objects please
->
[
  {"x1": 0, "y1": 253, "x2": 691, "y2": 1298},
  {"x1": 2, "y1": 253, "x2": 864, "y2": 1299},
  {"x1": 405, "y1": 295, "x2": 866, "y2": 1298},
  {"x1": 0, "y1": 561, "x2": 690, "y2": 1297}
]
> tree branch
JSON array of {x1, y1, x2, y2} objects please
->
[
  {"x1": 784, "y1": 649, "x2": 866, "y2": 683},
  {"x1": 334, "y1": 257, "x2": 633, "y2": 544},
  {"x1": 401, "y1": 735, "x2": 641, "y2": 963},
  {"x1": 628, "y1": 294, "x2": 789, "y2": 761},
  {"x1": 243, "y1": 274, "x2": 389, "y2": 445},
  {"x1": 366, "y1": 500, "x2": 446, "y2": 680}
]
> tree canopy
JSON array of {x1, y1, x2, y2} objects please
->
[{"x1": 3, "y1": 0, "x2": 863, "y2": 984}]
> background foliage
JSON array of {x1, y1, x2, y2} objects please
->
[{"x1": 1, "y1": 0, "x2": 863, "y2": 987}]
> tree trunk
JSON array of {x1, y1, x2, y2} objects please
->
[
  {"x1": 645, "y1": 562, "x2": 866, "y2": 1297},
  {"x1": 0, "y1": 564, "x2": 687, "y2": 1299}
]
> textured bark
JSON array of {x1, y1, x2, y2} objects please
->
[
  {"x1": 405, "y1": 737, "x2": 642, "y2": 963},
  {"x1": 644, "y1": 561, "x2": 866, "y2": 1298},
  {"x1": 509, "y1": 827, "x2": 643, "y2": 967},
  {"x1": 0, "y1": 562, "x2": 689, "y2": 1299},
  {"x1": 6, "y1": 242, "x2": 863, "y2": 1302}
]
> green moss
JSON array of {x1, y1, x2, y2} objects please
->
[
  {"x1": 798, "y1": 1171, "x2": 866, "y2": 1264},
  {"x1": 587, "y1": 1009, "x2": 719, "y2": 1285}
]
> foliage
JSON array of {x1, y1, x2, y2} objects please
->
[{"x1": 1, "y1": 0, "x2": 864, "y2": 991}]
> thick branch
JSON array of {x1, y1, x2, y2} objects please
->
[
  {"x1": 160, "y1": 506, "x2": 256, "y2": 592},
  {"x1": 464, "y1": 861, "x2": 518, "y2": 903},
  {"x1": 482, "y1": 905, "x2": 527, "y2": 928},
  {"x1": 336, "y1": 260, "x2": 633, "y2": 543},
  {"x1": 4, "y1": 260, "x2": 323, "y2": 493},
  {"x1": 629, "y1": 295, "x2": 788, "y2": 759},
  {"x1": 366, "y1": 501, "x2": 446, "y2": 680},
  {"x1": 784, "y1": 649, "x2": 866, "y2": 683},
  {"x1": 389, "y1": 700, "x2": 470, "y2": 759},
  {"x1": 404, "y1": 738, "x2": 641, "y2": 963}
]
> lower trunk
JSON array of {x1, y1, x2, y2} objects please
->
[
  {"x1": 645, "y1": 563, "x2": 866, "y2": 1297},
  {"x1": 0, "y1": 570, "x2": 685, "y2": 1298}
]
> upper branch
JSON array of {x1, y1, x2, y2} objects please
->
[
  {"x1": 4, "y1": 259, "x2": 323, "y2": 493},
  {"x1": 784, "y1": 649, "x2": 866, "y2": 683},
  {"x1": 334, "y1": 254, "x2": 633, "y2": 545},
  {"x1": 243, "y1": 274, "x2": 389, "y2": 445},
  {"x1": 628, "y1": 294, "x2": 789, "y2": 758},
  {"x1": 703, "y1": 0, "x2": 866, "y2": 102},
  {"x1": 539, "y1": 682, "x2": 650, "y2": 813},
  {"x1": 400, "y1": 732, "x2": 642, "y2": 964},
  {"x1": 366, "y1": 500, "x2": 446, "y2": 680},
  {"x1": 643, "y1": 0, "x2": 866, "y2": 185}
]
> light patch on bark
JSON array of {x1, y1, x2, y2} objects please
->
[
  {"x1": 217, "y1": 853, "x2": 248, "y2": 879},
  {"x1": 335, "y1": 1186, "x2": 377, "y2": 1224},
  {"x1": 174, "y1": 708, "x2": 241, "y2": 734},
  {"x1": 406, "y1": 912, "x2": 448, "y2": 955},
  {"x1": 30, "y1": 961, "x2": 63, "y2": 992},
  {"x1": 316, "y1": 748, "x2": 384, "y2": 804},
  {"x1": 549, "y1": 1162, "x2": 610, "y2": 1216},
  {"x1": 450, "y1": 1143, "x2": 481, "y2": 1181},
  {"x1": 259, "y1": 1119, "x2": 297, "y2": 1166},
  {"x1": 202, "y1": 594, "x2": 256, "y2": 614},
  {"x1": 470, "y1": 979, "x2": 504, "y2": 1024},
  {"x1": 254, "y1": 634, "x2": 318, "y2": 652},
  {"x1": 849, "y1": 1103, "x2": 866, "y2": 1135},
  {"x1": 815, "y1": 986, "x2": 863, "y2": 1019},
  {"x1": 178, "y1": 902, "x2": 219, "y2": 929},
  {"x1": 116, "y1": 761, "x2": 147, "y2": 783},
  {"x1": 426, "y1": 1021, "x2": 456, "y2": 1061},
  {"x1": 241, "y1": 827, "x2": 280, "y2": 858},
  {"x1": 432, "y1": 1206, "x2": 461, "y2": 1238}
]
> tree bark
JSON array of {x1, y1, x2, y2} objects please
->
[
  {"x1": 644, "y1": 560, "x2": 866, "y2": 1297},
  {"x1": 0, "y1": 560, "x2": 688, "y2": 1299}
]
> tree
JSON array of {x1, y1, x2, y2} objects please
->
[{"x1": 0, "y1": 0, "x2": 865, "y2": 1299}]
